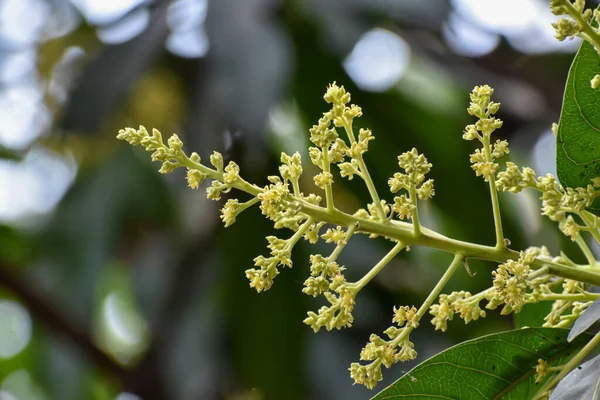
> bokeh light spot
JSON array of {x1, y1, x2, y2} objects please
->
[
  {"x1": 532, "y1": 129, "x2": 557, "y2": 177},
  {"x1": 104, "y1": 293, "x2": 146, "y2": 346},
  {"x1": 166, "y1": 0, "x2": 209, "y2": 58},
  {"x1": 343, "y1": 28, "x2": 410, "y2": 92},
  {"x1": 115, "y1": 393, "x2": 142, "y2": 400},
  {"x1": 166, "y1": 29, "x2": 209, "y2": 59},
  {"x1": 443, "y1": 12, "x2": 500, "y2": 57},
  {"x1": 0, "y1": 301, "x2": 32, "y2": 359},
  {"x1": 1, "y1": 369, "x2": 47, "y2": 400},
  {"x1": 71, "y1": 0, "x2": 145, "y2": 26},
  {"x1": 0, "y1": 390, "x2": 18, "y2": 400},
  {"x1": 0, "y1": 148, "x2": 77, "y2": 223},
  {"x1": 96, "y1": 6, "x2": 150, "y2": 44},
  {"x1": 0, "y1": 0, "x2": 48, "y2": 49},
  {"x1": 450, "y1": 0, "x2": 579, "y2": 54}
]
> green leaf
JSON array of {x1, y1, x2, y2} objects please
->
[
  {"x1": 514, "y1": 302, "x2": 553, "y2": 329},
  {"x1": 568, "y1": 297, "x2": 600, "y2": 342},
  {"x1": 372, "y1": 328, "x2": 590, "y2": 400},
  {"x1": 556, "y1": 34, "x2": 600, "y2": 214}
]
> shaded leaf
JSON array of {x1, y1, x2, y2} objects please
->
[
  {"x1": 515, "y1": 302, "x2": 553, "y2": 329},
  {"x1": 372, "y1": 328, "x2": 590, "y2": 400},
  {"x1": 556, "y1": 18, "x2": 600, "y2": 215},
  {"x1": 568, "y1": 297, "x2": 600, "y2": 342},
  {"x1": 549, "y1": 352, "x2": 600, "y2": 400}
]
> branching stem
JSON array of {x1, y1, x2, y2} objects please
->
[
  {"x1": 416, "y1": 253, "x2": 464, "y2": 321},
  {"x1": 322, "y1": 145, "x2": 335, "y2": 212},
  {"x1": 178, "y1": 154, "x2": 600, "y2": 287},
  {"x1": 580, "y1": 211, "x2": 600, "y2": 246},
  {"x1": 482, "y1": 135, "x2": 505, "y2": 250},
  {"x1": 391, "y1": 253, "x2": 464, "y2": 347},
  {"x1": 562, "y1": 0, "x2": 600, "y2": 55},
  {"x1": 409, "y1": 185, "x2": 421, "y2": 237},
  {"x1": 343, "y1": 121, "x2": 387, "y2": 222},
  {"x1": 534, "y1": 329, "x2": 600, "y2": 399},
  {"x1": 574, "y1": 233, "x2": 597, "y2": 266},
  {"x1": 538, "y1": 292, "x2": 600, "y2": 301},
  {"x1": 328, "y1": 222, "x2": 359, "y2": 262},
  {"x1": 351, "y1": 241, "x2": 405, "y2": 291}
]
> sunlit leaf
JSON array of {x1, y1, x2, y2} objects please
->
[
  {"x1": 372, "y1": 328, "x2": 590, "y2": 400},
  {"x1": 556, "y1": 15, "x2": 600, "y2": 215}
]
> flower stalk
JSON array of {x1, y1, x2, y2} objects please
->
[
  {"x1": 117, "y1": 76, "x2": 600, "y2": 391},
  {"x1": 534, "y1": 329, "x2": 600, "y2": 399}
]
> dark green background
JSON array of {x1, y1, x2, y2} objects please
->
[{"x1": 0, "y1": 1, "x2": 589, "y2": 399}]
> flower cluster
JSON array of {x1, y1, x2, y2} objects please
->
[
  {"x1": 257, "y1": 176, "x2": 301, "y2": 229},
  {"x1": 308, "y1": 83, "x2": 368, "y2": 192},
  {"x1": 303, "y1": 276, "x2": 355, "y2": 332},
  {"x1": 496, "y1": 162, "x2": 597, "y2": 228},
  {"x1": 349, "y1": 305, "x2": 419, "y2": 389},
  {"x1": 388, "y1": 148, "x2": 434, "y2": 222},
  {"x1": 550, "y1": 0, "x2": 595, "y2": 41},
  {"x1": 544, "y1": 279, "x2": 591, "y2": 328},
  {"x1": 118, "y1": 78, "x2": 600, "y2": 395},
  {"x1": 246, "y1": 218, "x2": 313, "y2": 293},
  {"x1": 535, "y1": 358, "x2": 549, "y2": 384},
  {"x1": 337, "y1": 128, "x2": 376, "y2": 180},
  {"x1": 551, "y1": 0, "x2": 600, "y2": 88},
  {"x1": 118, "y1": 126, "x2": 189, "y2": 173},
  {"x1": 353, "y1": 201, "x2": 392, "y2": 225},
  {"x1": 430, "y1": 250, "x2": 551, "y2": 330},
  {"x1": 486, "y1": 251, "x2": 536, "y2": 314},
  {"x1": 303, "y1": 224, "x2": 358, "y2": 331},
  {"x1": 463, "y1": 85, "x2": 507, "y2": 182},
  {"x1": 207, "y1": 160, "x2": 241, "y2": 200},
  {"x1": 429, "y1": 291, "x2": 487, "y2": 332},
  {"x1": 302, "y1": 254, "x2": 343, "y2": 297}
]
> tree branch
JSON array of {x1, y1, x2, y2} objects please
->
[{"x1": 0, "y1": 262, "x2": 128, "y2": 379}]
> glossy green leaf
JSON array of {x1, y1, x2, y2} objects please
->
[
  {"x1": 372, "y1": 328, "x2": 590, "y2": 400},
  {"x1": 556, "y1": 32, "x2": 600, "y2": 214},
  {"x1": 514, "y1": 302, "x2": 553, "y2": 329}
]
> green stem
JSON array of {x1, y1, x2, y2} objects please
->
[
  {"x1": 292, "y1": 179, "x2": 301, "y2": 198},
  {"x1": 560, "y1": 251, "x2": 579, "y2": 268},
  {"x1": 351, "y1": 241, "x2": 405, "y2": 291},
  {"x1": 582, "y1": 211, "x2": 599, "y2": 229},
  {"x1": 179, "y1": 155, "x2": 600, "y2": 287},
  {"x1": 409, "y1": 185, "x2": 421, "y2": 237},
  {"x1": 533, "y1": 329, "x2": 600, "y2": 399},
  {"x1": 528, "y1": 266, "x2": 549, "y2": 280},
  {"x1": 322, "y1": 145, "x2": 335, "y2": 212},
  {"x1": 415, "y1": 253, "x2": 464, "y2": 321},
  {"x1": 391, "y1": 253, "x2": 464, "y2": 346},
  {"x1": 580, "y1": 211, "x2": 600, "y2": 246},
  {"x1": 298, "y1": 204, "x2": 600, "y2": 286},
  {"x1": 574, "y1": 233, "x2": 597, "y2": 266},
  {"x1": 286, "y1": 217, "x2": 315, "y2": 250},
  {"x1": 564, "y1": 0, "x2": 600, "y2": 55},
  {"x1": 327, "y1": 222, "x2": 359, "y2": 262},
  {"x1": 238, "y1": 197, "x2": 260, "y2": 213},
  {"x1": 343, "y1": 121, "x2": 386, "y2": 222},
  {"x1": 482, "y1": 135, "x2": 505, "y2": 250},
  {"x1": 555, "y1": 313, "x2": 582, "y2": 328},
  {"x1": 539, "y1": 293, "x2": 600, "y2": 301}
]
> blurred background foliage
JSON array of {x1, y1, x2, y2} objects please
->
[{"x1": 0, "y1": 0, "x2": 595, "y2": 399}]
